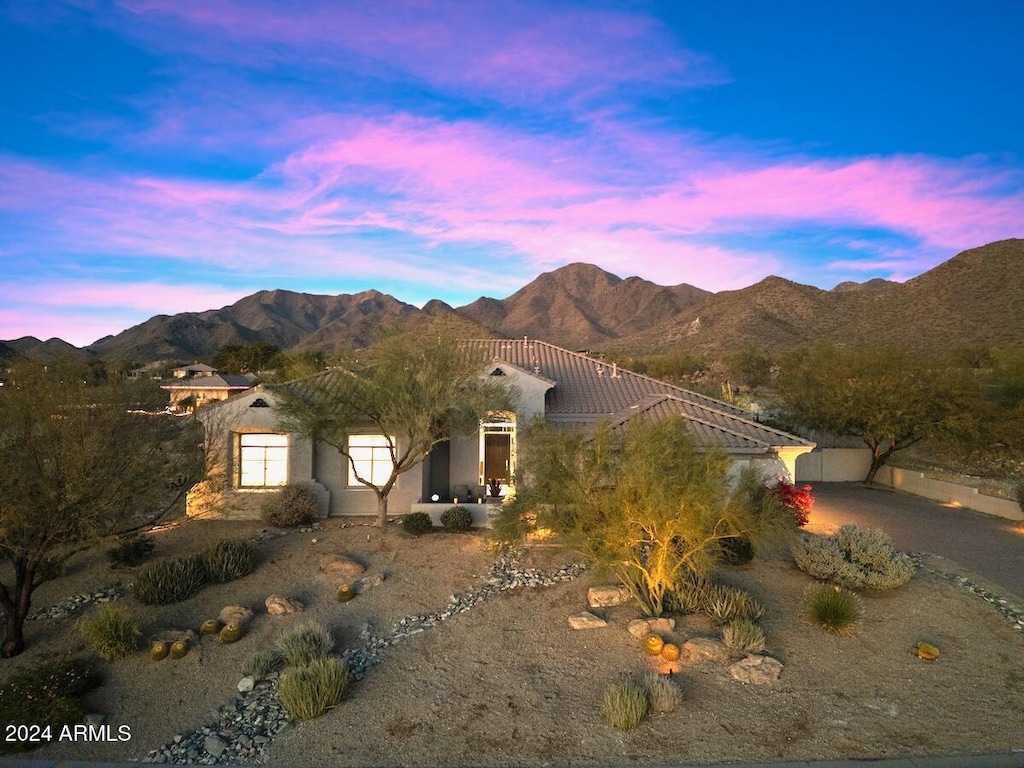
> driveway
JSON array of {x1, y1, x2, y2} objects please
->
[{"x1": 805, "y1": 482, "x2": 1024, "y2": 600}]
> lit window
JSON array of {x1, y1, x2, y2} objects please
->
[
  {"x1": 239, "y1": 433, "x2": 288, "y2": 487},
  {"x1": 348, "y1": 434, "x2": 394, "y2": 487}
]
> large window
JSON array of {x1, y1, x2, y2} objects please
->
[
  {"x1": 238, "y1": 433, "x2": 288, "y2": 488},
  {"x1": 348, "y1": 434, "x2": 394, "y2": 487}
]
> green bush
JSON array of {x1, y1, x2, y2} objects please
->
[
  {"x1": 242, "y1": 648, "x2": 285, "y2": 679},
  {"x1": 0, "y1": 658, "x2": 101, "y2": 754},
  {"x1": 804, "y1": 583, "x2": 861, "y2": 634},
  {"x1": 401, "y1": 511, "x2": 434, "y2": 535},
  {"x1": 663, "y1": 577, "x2": 708, "y2": 615},
  {"x1": 261, "y1": 485, "x2": 321, "y2": 527},
  {"x1": 274, "y1": 622, "x2": 335, "y2": 668},
  {"x1": 278, "y1": 657, "x2": 350, "y2": 720},
  {"x1": 792, "y1": 525, "x2": 914, "y2": 590},
  {"x1": 721, "y1": 619, "x2": 766, "y2": 655},
  {"x1": 133, "y1": 555, "x2": 207, "y2": 605},
  {"x1": 601, "y1": 680, "x2": 649, "y2": 730},
  {"x1": 76, "y1": 603, "x2": 141, "y2": 661},
  {"x1": 440, "y1": 505, "x2": 473, "y2": 532},
  {"x1": 641, "y1": 672, "x2": 682, "y2": 713},
  {"x1": 106, "y1": 534, "x2": 155, "y2": 569},
  {"x1": 201, "y1": 539, "x2": 258, "y2": 583},
  {"x1": 702, "y1": 584, "x2": 764, "y2": 624}
]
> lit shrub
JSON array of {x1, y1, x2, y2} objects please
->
[
  {"x1": 401, "y1": 511, "x2": 434, "y2": 536},
  {"x1": 261, "y1": 485, "x2": 320, "y2": 528},
  {"x1": 133, "y1": 555, "x2": 207, "y2": 605},
  {"x1": 792, "y1": 525, "x2": 914, "y2": 590},
  {"x1": 106, "y1": 534, "x2": 155, "y2": 569},
  {"x1": 641, "y1": 672, "x2": 682, "y2": 713},
  {"x1": 76, "y1": 603, "x2": 140, "y2": 661},
  {"x1": 804, "y1": 583, "x2": 862, "y2": 634},
  {"x1": 440, "y1": 505, "x2": 473, "y2": 532},
  {"x1": 721, "y1": 619, "x2": 766, "y2": 655},
  {"x1": 601, "y1": 679, "x2": 649, "y2": 730},
  {"x1": 275, "y1": 621, "x2": 335, "y2": 667},
  {"x1": 772, "y1": 481, "x2": 815, "y2": 527},
  {"x1": 200, "y1": 538, "x2": 258, "y2": 583},
  {"x1": 278, "y1": 657, "x2": 350, "y2": 720}
]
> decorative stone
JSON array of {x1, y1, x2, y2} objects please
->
[
  {"x1": 568, "y1": 611, "x2": 608, "y2": 629},
  {"x1": 318, "y1": 553, "x2": 366, "y2": 577},
  {"x1": 265, "y1": 595, "x2": 304, "y2": 615},
  {"x1": 587, "y1": 585, "x2": 632, "y2": 608},
  {"x1": 219, "y1": 605, "x2": 255, "y2": 627},
  {"x1": 357, "y1": 574, "x2": 385, "y2": 592},
  {"x1": 627, "y1": 617, "x2": 677, "y2": 638},
  {"x1": 627, "y1": 619, "x2": 651, "y2": 638},
  {"x1": 237, "y1": 677, "x2": 256, "y2": 693},
  {"x1": 729, "y1": 654, "x2": 784, "y2": 684},
  {"x1": 682, "y1": 637, "x2": 731, "y2": 663},
  {"x1": 204, "y1": 734, "x2": 228, "y2": 759}
]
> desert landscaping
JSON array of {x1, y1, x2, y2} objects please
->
[{"x1": 3, "y1": 513, "x2": 1023, "y2": 766}]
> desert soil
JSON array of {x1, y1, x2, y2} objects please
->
[{"x1": 6, "y1": 516, "x2": 1024, "y2": 766}]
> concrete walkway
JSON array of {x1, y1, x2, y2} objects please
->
[{"x1": 806, "y1": 482, "x2": 1024, "y2": 600}]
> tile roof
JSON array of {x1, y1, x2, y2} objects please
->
[
  {"x1": 161, "y1": 374, "x2": 253, "y2": 390},
  {"x1": 466, "y1": 339, "x2": 811, "y2": 453}
]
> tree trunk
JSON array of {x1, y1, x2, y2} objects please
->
[
  {"x1": 375, "y1": 493, "x2": 389, "y2": 528},
  {"x1": 0, "y1": 564, "x2": 32, "y2": 658},
  {"x1": 863, "y1": 442, "x2": 896, "y2": 485}
]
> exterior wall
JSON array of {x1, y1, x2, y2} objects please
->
[
  {"x1": 796, "y1": 448, "x2": 873, "y2": 483},
  {"x1": 493, "y1": 364, "x2": 550, "y2": 423},
  {"x1": 875, "y1": 466, "x2": 1024, "y2": 521},
  {"x1": 314, "y1": 440, "x2": 424, "y2": 516},
  {"x1": 449, "y1": 433, "x2": 485, "y2": 501},
  {"x1": 409, "y1": 501, "x2": 498, "y2": 528}
]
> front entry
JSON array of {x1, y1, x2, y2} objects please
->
[
  {"x1": 484, "y1": 433, "x2": 511, "y2": 485},
  {"x1": 479, "y1": 415, "x2": 516, "y2": 497}
]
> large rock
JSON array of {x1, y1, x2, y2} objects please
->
[
  {"x1": 319, "y1": 553, "x2": 366, "y2": 577},
  {"x1": 587, "y1": 585, "x2": 633, "y2": 608},
  {"x1": 682, "y1": 637, "x2": 730, "y2": 663},
  {"x1": 265, "y1": 595, "x2": 304, "y2": 615},
  {"x1": 567, "y1": 611, "x2": 608, "y2": 630},
  {"x1": 729, "y1": 654, "x2": 784, "y2": 685},
  {"x1": 218, "y1": 605, "x2": 255, "y2": 627}
]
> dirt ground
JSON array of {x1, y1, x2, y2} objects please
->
[{"x1": 5, "y1": 516, "x2": 1024, "y2": 766}]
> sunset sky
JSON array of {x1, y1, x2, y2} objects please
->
[{"x1": 2, "y1": 1, "x2": 1022, "y2": 346}]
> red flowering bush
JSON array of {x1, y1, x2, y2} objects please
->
[{"x1": 773, "y1": 481, "x2": 814, "y2": 527}]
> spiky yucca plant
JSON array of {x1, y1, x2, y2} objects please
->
[
  {"x1": 200, "y1": 539, "x2": 258, "y2": 583},
  {"x1": 721, "y1": 619, "x2": 766, "y2": 655}
]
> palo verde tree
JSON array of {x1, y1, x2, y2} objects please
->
[
  {"x1": 276, "y1": 327, "x2": 514, "y2": 527},
  {"x1": 499, "y1": 415, "x2": 795, "y2": 617},
  {"x1": 777, "y1": 345, "x2": 979, "y2": 484},
  {"x1": 0, "y1": 362, "x2": 201, "y2": 657}
]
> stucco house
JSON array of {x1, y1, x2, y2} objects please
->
[
  {"x1": 161, "y1": 365, "x2": 253, "y2": 411},
  {"x1": 188, "y1": 339, "x2": 814, "y2": 522}
]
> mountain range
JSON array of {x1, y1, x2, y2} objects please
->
[{"x1": 4, "y1": 239, "x2": 1023, "y2": 364}]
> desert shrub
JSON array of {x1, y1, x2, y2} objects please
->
[
  {"x1": 804, "y1": 583, "x2": 861, "y2": 634},
  {"x1": 261, "y1": 485, "x2": 320, "y2": 527},
  {"x1": 719, "y1": 535, "x2": 754, "y2": 565},
  {"x1": 601, "y1": 679, "x2": 649, "y2": 730},
  {"x1": 663, "y1": 577, "x2": 708, "y2": 615},
  {"x1": 772, "y1": 481, "x2": 814, "y2": 527},
  {"x1": 275, "y1": 621, "x2": 335, "y2": 667},
  {"x1": 200, "y1": 538, "x2": 258, "y2": 583},
  {"x1": 106, "y1": 534, "x2": 155, "y2": 569},
  {"x1": 702, "y1": 584, "x2": 764, "y2": 624},
  {"x1": 440, "y1": 505, "x2": 473, "y2": 532},
  {"x1": 641, "y1": 672, "x2": 682, "y2": 713},
  {"x1": 792, "y1": 525, "x2": 914, "y2": 590},
  {"x1": 721, "y1": 619, "x2": 766, "y2": 655},
  {"x1": 243, "y1": 648, "x2": 285, "y2": 679},
  {"x1": 76, "y1": 603, "x2": 140, "y2": 661},
  {"x1": 401, "y1": 511, "x2": 434, "y2": 535},
  {"x1": 0, "y1": 658, "x2": 101, "y2": 754},
  {"x1": 133, "y1": 555, "x2": 207, "y2": 605},
  {"x1": 278, "y1": 657, "x2": 350, "y2": 720}
]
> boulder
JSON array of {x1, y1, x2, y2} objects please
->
[
  {"x1": 567, "y1": 611, "x2": 608, "y2": 630},
  {"x1": 218, "y1": 605, "x2": 255, "y2": 627},
  {"x1": 319, "y1": 553, "x2": 366, "y2": 577},
  {"x1": 682, "y1": 637, "x2": 730, "y2": 664},
  {"x1": 265, "y1": 595, "x2": 304, "y2": 615},
  {"x1": 587, "y1": 585, "x2": 633, "y2": 608},
  {"x1": 729, "y1": 654, "x2": 784, "y2": 685}
]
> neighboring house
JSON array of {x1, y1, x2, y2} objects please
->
[
  {"x1": 160, "y1": 364, "x2": 253, "y2": 411},
  {"x1": 189, "y1": 339, "x2": 814, "y2": 521}
]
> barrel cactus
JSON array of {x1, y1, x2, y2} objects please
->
[
  {"x1": 150, "y1": 640, "x2": 170, "y2": 661},
  {"x1": 169, "y1": 639, "x2": 190, "y2": 659},
  {"x1": 200, "y1": 619, "x2": 222, "y2": 635},
  {"x1": 220, "y1": 622, "x2": 245, "y2": 644}
]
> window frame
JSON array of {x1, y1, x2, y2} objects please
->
[
  {"x1": 347, "y1": 433, "x2": 396, "y2": 488},
  {"x1": 237, "y1": 432, "x2": 289, "y2": 489}
]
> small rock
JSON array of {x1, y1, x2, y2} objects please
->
[
  {"x1": 219, "y1": 605, "x2": 255, "y2": 627},
  {"x1": 729, "y1": 654, "x2": 784, "y2": 685},
  {"x1": 318, "y1": 553, "x2": 366, "y2": 577},
  {"x1": 567, "y1": 611, "x2": 608, "y2": 630},
  {"x1": 238, "y1": 677, "x2": 256, "y2": 693},
  {"x1": 265, "y1": 595, "x2": 304, "y2": 615},
  {"x1": 357, "y1": 574, "x2": 385, "y2": 592},
  {"x1": 682, "y1": 637, "x2": 731, "y2": 663},
  {"x1": 204, "y1": 734, "x2": 228, "y2": 759},
  {"x1": 84, "y1": 713, "x2": 106, "y2": 727},
  {"x1": 587, "y1": 585, "x2": 633, "y2": 608}
]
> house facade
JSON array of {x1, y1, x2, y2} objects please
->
[{"x1": 188, "y1": 339, "x2": 814, "y2": 521}]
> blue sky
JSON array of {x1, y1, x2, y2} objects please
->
[{"x1": 2, "y1": 1, "x2": 1022, "y2": 347}]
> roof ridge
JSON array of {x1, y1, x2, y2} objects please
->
[{"x1": 617, "y1": 394, "x2": 772, "y2": 447}]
